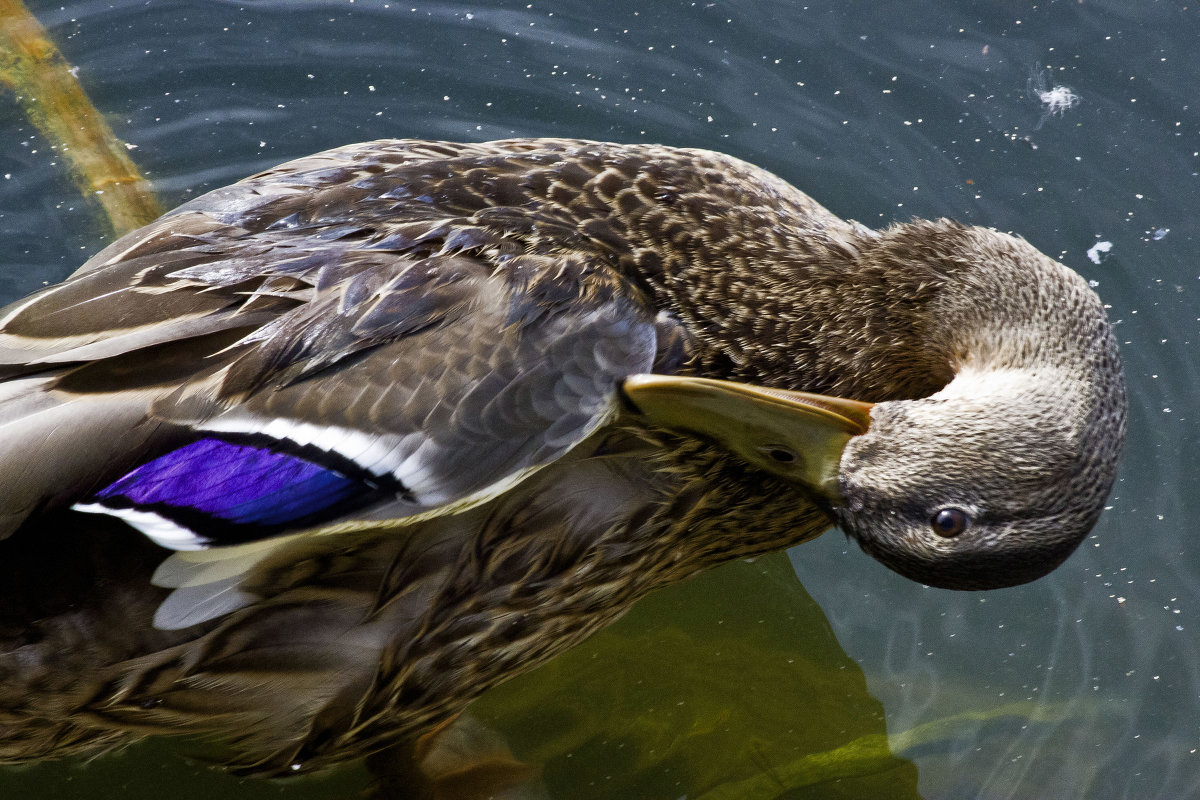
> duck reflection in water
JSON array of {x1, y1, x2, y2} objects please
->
[{"x1": 0, "y1": 140, "x2": 1125, "y2": 782}]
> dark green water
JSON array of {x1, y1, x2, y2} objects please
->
[{"x1": 1, "y1": 1, "x2": 1197, "y2": 797}]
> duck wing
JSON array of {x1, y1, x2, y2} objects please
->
[{"x1": 0, "y1": 141, "x2": 678, "y2": 547}]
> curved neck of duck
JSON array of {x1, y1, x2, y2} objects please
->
[
  {"x1": 566, "y1": 147, "x2": 950, "y2": 398},
  {"x1": 618, "y1": 179, "x2": 1106, "y2": 407},
  {"x1": 869, "y1": 221, "x2": 1124, "y2": 422}
]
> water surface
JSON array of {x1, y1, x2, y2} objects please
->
[{"x1": 1, "y1": 1, "x2": 1197, "y2": 797}]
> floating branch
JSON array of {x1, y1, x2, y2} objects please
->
[{"x1": 0, "y1": 0, "x2": 160, "y2": 236}]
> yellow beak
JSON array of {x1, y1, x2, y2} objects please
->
[{"x1": 622, "y1": 375, "x2": 873, "y2": 501}]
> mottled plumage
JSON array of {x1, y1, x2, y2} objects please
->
[{"x1": 0, "y1": 139, "x2": 1125, "y2": 774}]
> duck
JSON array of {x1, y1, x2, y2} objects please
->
[{"x1": 0, "y1": 138, "x2": 1126, "y2": 775}]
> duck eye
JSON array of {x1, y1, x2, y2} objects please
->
[{"x1": 931, "y1": 508, "x2": 970, "y2": 538}]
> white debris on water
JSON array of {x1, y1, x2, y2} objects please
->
[
  {"x1": 1028, "y1": 65, "x2": 1080, "y2": 129},
  {"x1": 1087, "y1": 241, "x2": 1113, "y2": 265},
  {"x1": 1039, "y1": 84, "x2": 1080, "y2": 117}
]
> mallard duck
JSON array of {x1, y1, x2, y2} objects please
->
[{"x1": 0, "y1": 139, "x2": 1125, "y2": 774}]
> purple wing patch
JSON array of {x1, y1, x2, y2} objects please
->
[{"x1": 92, "y1": 438, "x2": 368, "y2": 532}]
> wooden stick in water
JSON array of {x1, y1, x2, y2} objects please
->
[{"x1": 0, "y1": 0, "x2": 160, "y2": 236}]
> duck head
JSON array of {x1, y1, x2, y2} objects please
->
[
  {"x1": 626, "y1": 222, "x2": 1127, "y2": 590},
  {"x1": 832, "y1": 224, "x2": 1126, "y2": 589},
  {"x1": 834, "y1": 360, "x2": 1125, "y2": 590}
]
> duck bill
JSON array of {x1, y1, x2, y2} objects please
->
[{"x1": 622, "y1": 375, "x2": 873, "y2": 501}]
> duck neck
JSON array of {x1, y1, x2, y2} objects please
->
[{"x1": 630, "y1": 215, "x2": 973, "y2": 403}]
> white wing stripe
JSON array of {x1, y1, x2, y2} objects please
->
[{"x1": 73, "y1": 503, "x2": 210, "y2": 551}]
